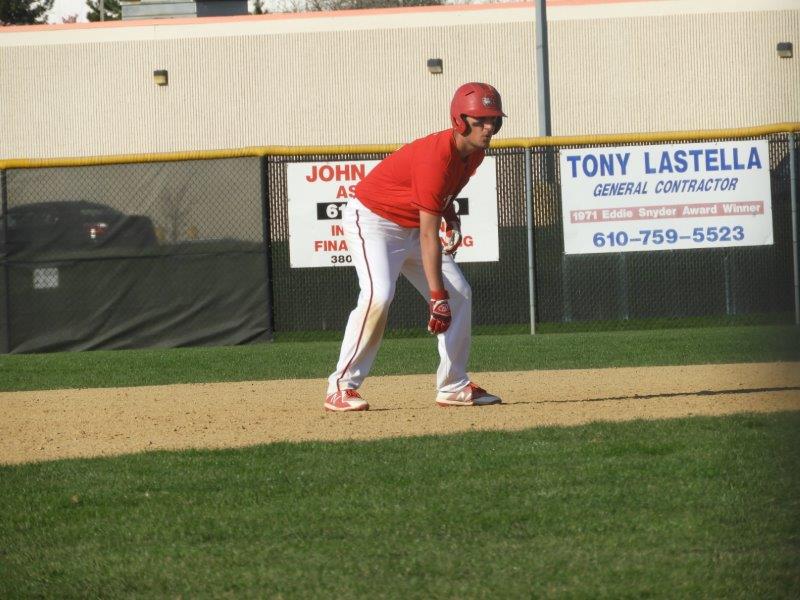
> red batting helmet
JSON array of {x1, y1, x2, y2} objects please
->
[{"x1": 450, "y1": 82, "x2": 507, "y2": 134}]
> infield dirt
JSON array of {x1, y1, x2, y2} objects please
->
[{"x1": 2, "y1": 362, "x2": 799, "y2": 465}]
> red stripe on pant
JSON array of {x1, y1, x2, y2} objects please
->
[{"x1": 336, "y1": 209, "x2": 373, "y2": 392}]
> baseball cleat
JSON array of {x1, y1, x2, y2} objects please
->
[
  {"x1": 325, "y1": 389, "x2": 370, "y2": 412},
  {"x1": 436, "y1": 382, "x2": 502, "y2": 407}
]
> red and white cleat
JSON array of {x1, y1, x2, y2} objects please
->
[
  {"x1": 324, "y1": 389, "x2": 370, "y2": 412},
  {"x1": 436, "y1": 382, "x2": 501, "y2": 407}
]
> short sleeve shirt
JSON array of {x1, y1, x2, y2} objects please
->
[{"x1": 354, "y1": 129, "x2": 484, "y2": 228}]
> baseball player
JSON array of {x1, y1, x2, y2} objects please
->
[{"x1": 324, "y1": 82, "x2": 506, "y2": 412}]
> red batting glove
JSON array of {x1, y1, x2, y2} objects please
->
[{"x1": 427, "y1": 289, "x2": 451, "y2": 335}]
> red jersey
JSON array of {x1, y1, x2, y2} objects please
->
[{"x1": 354, "y1": 129, "x2": 484, "y2": 228}]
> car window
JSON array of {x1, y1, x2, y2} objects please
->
[
  {"x1": 7, "y1": 211, "x2": 60, "y2": 227},
  {"x1": 79, "y1": 208, "x2": 118, "y2": 218}
]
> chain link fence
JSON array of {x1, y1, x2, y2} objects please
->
[
  {"x1": 0, "y1": 158, "x2": 271, "y2": 353},
  {"x1": 1, "y1": 133, "x2": 797, "y2": 353},
  {"x1": 529, "y1": 137, "x2": 798, "y2": 329}
]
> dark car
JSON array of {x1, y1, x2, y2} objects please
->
[{"x1": 4, "y1": 200, "x2": 158, "y2": 255}]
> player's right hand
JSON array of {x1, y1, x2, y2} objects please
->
[{"x1": 427, "y1": 290, "x2": 451, "y2": 335}]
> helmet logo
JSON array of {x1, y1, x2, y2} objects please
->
[{"x1": 482, "y1": 96, "x2": 493, "y2": 107}]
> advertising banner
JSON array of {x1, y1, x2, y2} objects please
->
[
  {"x1": 559, "y1": 140, "x2": 773, "y2": 254},
  {"x1": 287, "y1": 158, "x2": 499, "y2": 268}
]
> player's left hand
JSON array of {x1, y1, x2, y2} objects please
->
[{"x1": 442, "y1": 220, "x2": 462, "y2": 256}]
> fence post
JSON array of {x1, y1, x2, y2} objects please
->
[
  {"x1": 525, "y1": 147, "x2": 537, "y2": 334},
  {"x1": 789, "y1": 132, "x2": 799, "y2": 326},
  {"x1": 723, "y1": 253, "x2": 733, "y2": 316},
  {"x1": 0, "y1": 169, "x2": 9, "y2": 354},
  {"x1": 259, "y1": 155, "x2": 276, "y2": 341},
  {"x1": 561, "y1": 258, "x2": 573, "y2": 323},
  {"x1": 617, "y1": 253, "x2": 630, "y2": 321}
]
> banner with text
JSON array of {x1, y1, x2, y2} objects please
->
[
  {"x1": 559, "y1": 140, "x2": 773, "y2": 254},
  {"x1": 287, "y1": 158, "x2": 499, "y2": 268}
]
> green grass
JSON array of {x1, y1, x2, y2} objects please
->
[
  {"x1": 285, "y1": 312, "x2": 795, "y2": 340},
  {"x1": 0, "y1": 324, "x2": 798, "y2": 392},
  {"x1": 1, "y1": 412, "x2": 798, "y2": 598}
]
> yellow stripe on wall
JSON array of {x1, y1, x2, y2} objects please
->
[{"x1": 1, "y1": 123, "x2": 797, "y2": 170}]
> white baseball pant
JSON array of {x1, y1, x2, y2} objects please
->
[{"x1": 327, "y1": 198, "x2": 471, "y2": 395}]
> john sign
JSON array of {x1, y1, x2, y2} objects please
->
[
  {"x1": 559, "y1": 140, "x2": 773, "y2": 254},
  {"x1": 286, "y1": 158, "x2": 499, "y2": 268}
]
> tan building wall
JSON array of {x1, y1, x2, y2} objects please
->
[{"x1": 1, "y1": 0, "x2": 798, "y2": 160}]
